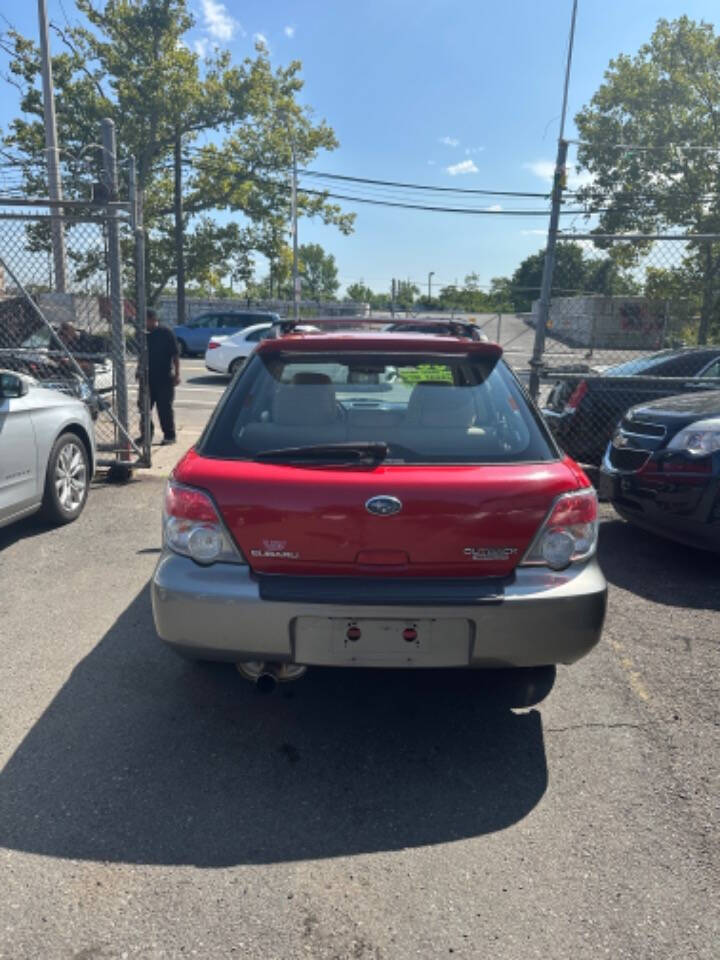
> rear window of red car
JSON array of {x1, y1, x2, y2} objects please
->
[{"x1": 200, "y1": 351, "x2": 558, "y2": 464}]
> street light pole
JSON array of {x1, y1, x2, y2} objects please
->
[
  {"x1": 291, "y1": 142, "x2": 299, "y2": 319},
  {"x1": 428, "y1": 271, "x2": 435, "y2": 301},
  {"x1": 38, "y1": 0, "x2": 67, "y2": 292}
]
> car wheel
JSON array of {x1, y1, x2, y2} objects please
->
[
  {"x1": 42, "y1": 433, "x2": 90, "y2": 525},
  {"x1": 177, "y1": 339, "x2": 188, "y2": 357},
  {"x1": 229, "y1": 357, "x2": 246, "y2": 376}
]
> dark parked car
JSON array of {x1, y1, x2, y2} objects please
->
[
  {"x1": 173, "y1": 311, "x2": 281, "y2": 356},
  {"x1": 542, "y1": 348, "x2": 720, "y2": 464},
  {"x1": 599, "y1": 391, "x2": 720, "y2": 552}
]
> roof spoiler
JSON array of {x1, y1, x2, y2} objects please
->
[{"x1": 269, "y1": 316, "x2": 488, "y2": 341}]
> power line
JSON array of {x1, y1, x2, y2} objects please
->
[
  {"x1": 299, "y1": 169, "x2": 550, "y2": 199},
  {"x1": 297, "y1": 185, "x2": 596, "y2": 215}
]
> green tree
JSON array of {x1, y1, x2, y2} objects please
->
[
  {"x1": 395, "y1": 281, "x2": 420, "y2": 309},
  {"x1": 345, "y1": 281, "x2": 375, "y2": 303},
  {"x1": 488, "y1": 276, "x2": 513, "y2": 310},
  {"x1": 297, "y1": 243, "x2": 339, "y2": 300},
  {"x1": 510, "y1": 245, "x2": 587, "y2": 311},
  {"x1": 574, "y1": 16, "x2": 720, "y2": 341},
  {"x1": 1, "y1": 2, "x2": 353, "y2": 302}
]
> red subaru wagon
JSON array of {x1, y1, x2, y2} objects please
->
[{"x1": 152, "y1": 326, "x2": 606, "y2": 688}]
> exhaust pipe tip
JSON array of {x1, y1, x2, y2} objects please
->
[{"x1": 255, "y1": 671, "x2": 278, "y2": 695}]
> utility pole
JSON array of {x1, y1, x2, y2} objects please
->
[
  {"x1": 428, "y1": 271, "x2": 435, "y2": 301},
  {"x1": 102, "y1": 118, "x2": 129, "y2": 456},
  {"x1": 291, "y1": 142, "x2": 300, "y2": 319},
  {"x1": 38, "y1": 0, "x2": 67, "y2": 292},
  {"x1": 174, "y1": 131, "x2": 186, "y2": 324},
  {"x1": 528, "y1": 0, "x2": 577, "y2": 400},
  {"x1": 391, "y1": 278, "x2": 397, "y2": 318}
]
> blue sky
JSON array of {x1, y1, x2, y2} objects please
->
[{"x1": 1, "y1": 0, "x2": 718, "y2": 294}]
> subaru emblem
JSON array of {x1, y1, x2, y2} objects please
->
[{"x1": 365, "y1": 495, "x2": 402, "y2": 517}]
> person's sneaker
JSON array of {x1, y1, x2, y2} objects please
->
[{"x1": 161, "y1": 436, "x2": 177, "y2": 445}]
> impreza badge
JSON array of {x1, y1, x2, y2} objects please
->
[{"x1": 464, "y1": 546, "x2": 518, "y2": 561}]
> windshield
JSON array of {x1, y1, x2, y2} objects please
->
[
  {"x1": 200, "y1": 352, "x2": 557, "y2": 464},
  {"x1": 606, "y1": 351, "x2": 692, "y2": 377}
]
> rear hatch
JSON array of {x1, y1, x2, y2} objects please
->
[
  {"x1": 184, "y1": 338, "x2": 585, "y2": 578},
  {"x1": 177, "y1": 453, "x2": 582, "y2": 578}
]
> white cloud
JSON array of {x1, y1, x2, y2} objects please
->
[
  {"x1": 194, "y1": 37, "x2": 210, "y2": 57},
  {"x1": 465, "y1": 146, "x2": 485, "y2": 155},
  {"x1": 427, "y1": 160, "x2": 436, "y2": 166},
  {"x1": 201, "y1": 0, "x2": 239, "y2": 41},
  {"x1": 253, "y1": 31, "x2": 269, "y2": 49},
  {"x1": 439, "y1": 136, "x2": 460, "y2": 147},
  {"x1": 284, "y1": 25, "x2": 295, "y2": 38},
  {"x1": 524, "y1": 159, "x2": 593, "y2": 191},
  {"x1": 486, "y1": 203, "x2": 502, "y2": 211},
  {"x1": 521, "y1": 229, "x2": 548, "y2": 236},
  {"x1": 446, "y1": 159, "x2": 478, "y2": 176}
]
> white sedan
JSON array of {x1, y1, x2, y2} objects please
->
[
  {"x1": 204, "y1": 323, "x2": 273, "y2": 376},
  {"x1": 205, "y1": 323, "x2": 319, "y2": 376}
]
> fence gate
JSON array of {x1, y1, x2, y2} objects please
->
[
  {"x1": 531, "y1": 233, "x2": 720, "y2": 463},
  {"x1": 0, "y1": 196, "x2": 150, "y2": 472}
]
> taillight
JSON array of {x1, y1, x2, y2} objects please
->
[
  {"x1": 207, "y1": 340, "x2": 221, "y2": 350},
  {"x1": 565, "y1": 380, "x2": 588, "y2": 410},
  {"x1": 163, "y1": 480, "x2": 245, "y2": 565},
  {"x1": 522, "y1": 488, "x2": 598, "y2": 570}
]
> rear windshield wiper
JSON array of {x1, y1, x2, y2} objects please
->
[{"x1": 254, "y1": 441, "x2": 388, "y2": 463}]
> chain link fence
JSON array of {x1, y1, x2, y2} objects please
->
[
  {"x1": 530, "y1": 235, "x2": 720, "y2": 464},
  {"x1": 0, "y1": 199, "x2": 149, "y2": 471}
]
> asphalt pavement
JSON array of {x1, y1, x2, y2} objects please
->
[{"x1": 1, "y1": 333, "x2": 718, "y2": 959}]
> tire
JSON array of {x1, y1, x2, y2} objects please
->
[
  {"x1": 177, "y1": 339, "x2": 188, "y2": 357},
  {"x1": 42, "y1": 433, "x2": 90, "y2": 525},
  {"x1": 229, "y1": 356, "x2": 246, "y2": 376}
]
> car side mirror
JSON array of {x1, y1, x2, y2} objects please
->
[{"x1": 0, "y1": 372, "x2": 28, "y2": 399}]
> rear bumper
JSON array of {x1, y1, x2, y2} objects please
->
[
  {"x1": 151, "y1": 554, "x2": 607, "y2": 667},
  {"x1": 599, "y1": 451, "x2": 720, "y2": 552}
]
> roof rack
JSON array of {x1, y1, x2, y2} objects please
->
[{"x1": 271, "y1": 316, "x2": 488, "y2": 341}]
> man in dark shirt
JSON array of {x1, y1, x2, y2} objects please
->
[{"x1": 140, "y1": 309, "x2": 180, "y2": 444}]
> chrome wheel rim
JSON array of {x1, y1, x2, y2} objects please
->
[{"x1": 55, "y1": 441, "x2": 87, "y2": 512}]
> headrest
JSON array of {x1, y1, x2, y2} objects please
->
[
  {"x1": 406, "y1": 383, "x2": 476, "y2": 428},
  {"x1": 273, "y1": 381, "x2": 337, "y2": 425}
]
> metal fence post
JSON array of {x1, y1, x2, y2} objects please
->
[
  {"x1": 102, "y1": 117, "x2": 129, "y2": 461},
  {"x1": 130, "y1": 157, "x2": 150, "y2": 467},
  {"x1": 529, "y1": 138, "x2": 568, "y2": 400}
]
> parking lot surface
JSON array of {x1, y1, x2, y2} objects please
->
[{"x1": 1, "y1": 451, "x2": 718, "y2": 960}]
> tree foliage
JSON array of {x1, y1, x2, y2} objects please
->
[
  {"x1": 574, "y1": 16, "x2": 720, "y2": 341},
  {"x1": 297, "y1": 243, "x2": 339, "y2": 299},
  {"x1": 0, "y1": 0, "x2": 353, "y2": 301}
]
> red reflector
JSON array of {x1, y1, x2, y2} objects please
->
[
  {"x1": 346, "y1": 626, "x2": 362, "y2": 642},
  {"x1": 164, "y1": 483, "x2": 218, "y2": 522},
  {"x1": 566, "y1": 380, "x2": 588, "y2": 410},
  {"x1": 207, "y1": 341, "x2": 221, "y2": 350},
  {"x1": 403, "y1": 627, "x2": 418, "y2": 642}
]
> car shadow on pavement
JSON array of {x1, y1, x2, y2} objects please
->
[
  {"x1": 599, "y1": 517, "x2": 720, "y2": 610},
  {"x1": 0, "y1": 513, "x2": 56, "y2": 550},
  {"x1": 0, "y1": 585, "x2": 552, "y2": 867},
  {"x1": 185, "y1": 374, "x2": 228, "y2": 386}
]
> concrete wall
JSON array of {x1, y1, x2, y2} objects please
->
[
  {"x1": 156, "y1": 297, "x2": 369, "y2": 325},
  {"x1": 531, "y1": 296, "x2": 667, "y2": 349},
  {"x1": 36, "y1": 293, "x2": 103, "y2": 332}
]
